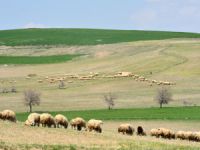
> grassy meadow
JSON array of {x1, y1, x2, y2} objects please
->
[
  {"x1": 0, "y1": 28, "x2": 200, "y2": 46},
  {"x1": 0, "y1": 54, "x2": 80, "y2": 64},
  {"x1": 1, "y1": 120, "x2": 200, "y2": 150},
  {"x1": 0, "y1": 29, "x2": 200, "y2": 149},
  {"x1": 16, "y1": 107, "x2": 200, "y2": 122},
  {"x1": 0, "y1": 38, "x2": 199, "y2": 112}
]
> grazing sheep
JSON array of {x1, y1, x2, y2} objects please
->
[
  {"x1": 176, "y1": 131, "x2": 200, "y2": 142},
  {"x1": 151, "y1": 128, "x2": 175, "y2": 139},
  {"x1": 193, "y1": 132, "x2": 200, "y2": 142},
  {"x1": 151, "y1": 80, "x2": 157, "y2": 83},
  {"x1": 70, "y1": 119, "x2": 76, "y2": 129},
  {"x1": 157, "y1": 82, "x2": 162, "y2": 85},
  {"x1": 0, "y1": 109, "x2": 16, "y2": 122},
  {"x1": 87, "y1": 119, "x2": 103, "y2": 133},
  {"x1": 25, "y1": 113, "x2": 40, "y2": 127},
  {"x1": 138, "y1": 76, "x2": 145, "y2": 81},
  {"x1": 55, "y1": 114, "x2": 68, "y2": 129},
  {"x1": 37, "y1": 80, "x2": 43, "y2": 83},
  {"x1": 24, "y1": 119, "x2": 34, "y2": 126},
  {"x1": 163, "y1": 82, "x2": 170, "y2": 85},
  {"x1": 137, "y1": 126, "x2": 146, "y2": 136},
  {"x1": 40, "y1": 113, "x2": 56, "y2": 128},
  {"x1": 188, "y1": 132, "x2": 198, "y2": 141},
  {"x1": 183, "y1": 131, "x2": 193, "y2": 140},
  {"x1": 176, "y1": 131, "x2": 186, "y2": 140},
  {"x1": 116, "y1": 72, "x2": 132, "y2": 77},
  {"x1": 118, "y1": 124, "x2": 134, "y2": 135},
  {"x1": 150, "y1": 128, "x2": 159, "y2": 138},
  {"x1": 70, "y1": 117, "x2": 86, "y2": 131},
  {"x1": 159, "y1": 128, "x2": 175, "y2": 139}
]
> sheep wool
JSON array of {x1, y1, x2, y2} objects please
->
[
  {"x1": 0, "y1": 109, "x2": 16, "y2": 122},
  {"x1": 118, "y1": 124, "x2": 134, "y2": 135},
  {"x1": 55, "y1": 114, "x2": 68, "y2": 129},
  {"x1": 87, "y1": 119, "x2": 103, "y2": 133}
]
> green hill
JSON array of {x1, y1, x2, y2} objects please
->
[{"x1": 0, "y1": 28, "x2": 200, "y2": 46}]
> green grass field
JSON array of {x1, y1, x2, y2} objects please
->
[
  {"x1": 16, "y1": 107, "x2": 200, "y2": 122},
  {"x1": 0, "y1": 28, "x2": 200, "y2": 46},
  {"x1": 0, "y1": 54, "x2": 80, "y2": 64},
  {"x1": 0, "y1": 29, "x2": 200, "y2": 149}
]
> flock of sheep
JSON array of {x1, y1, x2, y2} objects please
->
[
  {"x1": 1, "y1": 109, "x2": 199, "y2": 143},
  {"x1": 0, "y1": 109, "x2": 103, "y2": 133},
  {"x1": 26, "y1": 113, "x2": 103, "y2": 133},
  {"x1": 150, "y1": 128, "x2": 200, "y2": 142},
  {"x1": 23, "y1": 71, "x2": 175, "y2": 87}
]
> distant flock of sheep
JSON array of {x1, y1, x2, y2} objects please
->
[
  {"x1": 1, "y1": 109, "x2": 200, "y2": 143},
  {"x1": 114, "y1": 72, "x2": 176, "y2": 86},
  {"x1": 23, "y1": 71, "x2": 175, "y2": 87}
]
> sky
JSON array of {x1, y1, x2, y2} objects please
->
[{"x1": 0, "y1": 0, "x2": 200, "y2": 33}]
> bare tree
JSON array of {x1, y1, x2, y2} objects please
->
[
  {"x1": 24, "y1": 89, "x2": 41, "y2": 112},
  {"x1": 154, "y1": 87, "x2": 173, "y2": 108},
  {"x1": 103, "y1": 93, "x2": 116, "y2": 110}
]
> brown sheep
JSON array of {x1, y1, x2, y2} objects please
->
[
  {"x1": 176, "y1": 131, "x2": 200, "y2": 142},
  {"x1": 87, "y1": 119, "x2": 103, "y2": 133},
  {"x1": 176, "y1": 131, "x2": 186, "y2": 140},
  {"x1": 183, "y1": 131, "x2": 193, "y2": 140},
  {"x1": 25, "y1": 113, "x2": 40, "y2": 126},
  {"x1": 193, "y1": 132, "x2": 200, "y2": 142},
  {"x1": 55, "y1": 114, "x2": 68, "y2": 129},
  {"x1": 0, "y1": 109, "x2": 16, "y2": 122},
  {"x1": 40, "y1": 113, "x2": 56, "y2": 128},
  {"x1": 118, "y1": 124, "x2": 134, "y2": 135},
  {"x1": 159, "y1": 128, "x2": 175, "y2": 139},
  {"x1": 137, "y1": 126, "x2": 146, "y2": 136},
  {"x1": 151, "y1": 128, "x2": 175, "y2": 139},
  {"x1": 150, "y1": 128, "x2": 159, "y2": 138},
  {"x1": 70, "y1": 117, "x2": 86, "y2": 131}
]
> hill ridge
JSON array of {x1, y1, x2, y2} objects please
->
[{"x1": 0, "y1": 28, "x2": 200, "y2": 46}]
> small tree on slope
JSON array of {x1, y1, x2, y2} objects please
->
[
  {"x1": 155, "y1": 87, "x2": 173, "y2": 108},
  {"x1": 104, "y1": 93, "x2": 116, "y2": 110},
  {"x1": 24, "y1": 89, "x2": 41, "y2": 112}
]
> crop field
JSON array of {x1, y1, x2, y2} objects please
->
[
  {"x1": 16, "y1": 107, "x2": 200, "y2": 122},
  {"x1": 0, "y1": 54, "x2": 80, "y2": 64},
  {"x1": 0, "y1": 29, "x2": 200, "y2": 149},
  {"x1": 0, "y1": 29, "x2": 200, "y2": 46}
]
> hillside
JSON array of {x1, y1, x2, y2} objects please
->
[
  {"x1": 0, "y1": 29, "x2": 200, "y2": 150},
  {"x1": 0, "y1": 38, "x2": 199, "y2": 112},
  {"x1": 0, "y1": 28, "x2": 200, "y2": 46}
]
